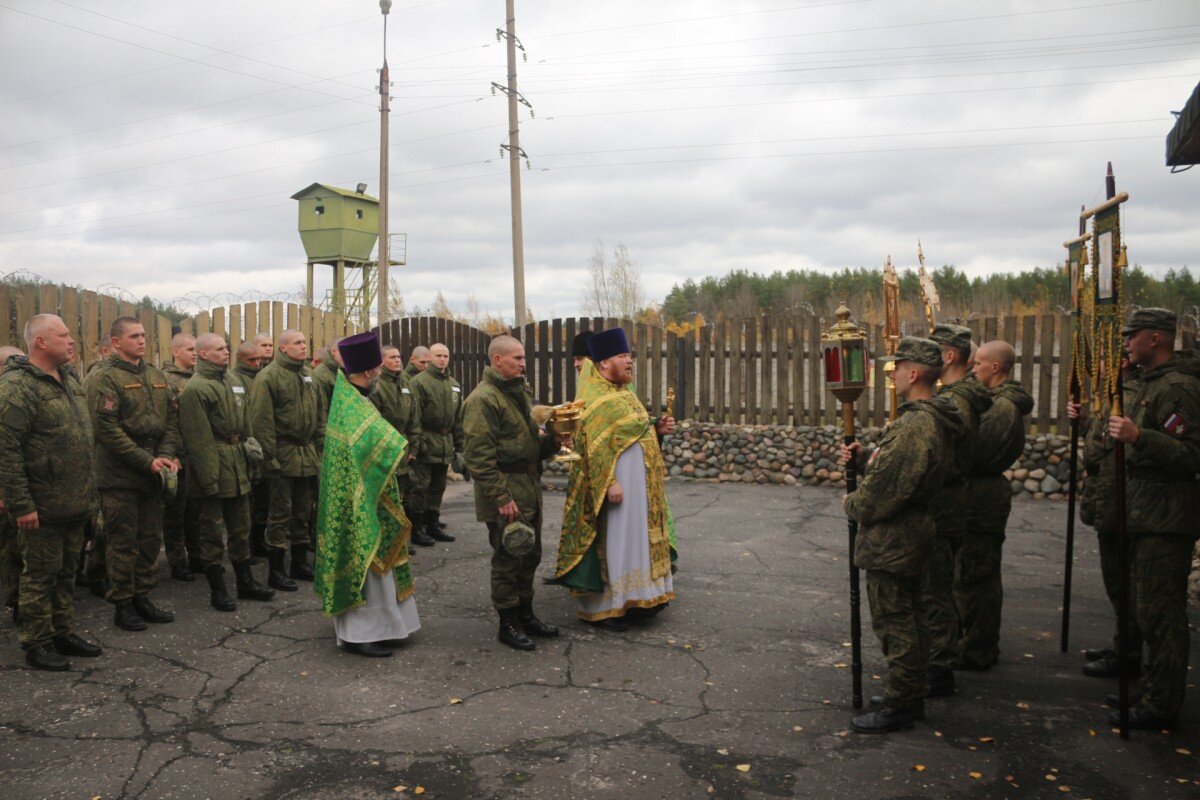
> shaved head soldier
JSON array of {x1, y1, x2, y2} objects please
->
[
  {"x1": 253, "y1": 332, "x2": 274, "y2": 366},
  {"x1": 405, "y1": 346, "x2": 430, "y2": 379},
  {"x1": 410, "y1": 343, "x2": 463, "y2": 545},
  {"x1": 234, "y1": 340, "x2": 268, "y2": 557},
  {"x1": 162, "y1": 333, "x2": 200, "y2": 582},
  {"x1": 371, "y1": 344, "x2": 423, "y2": 550},
  {"x1": 87, "y1": 316, "x2": 181, "y2": 632},
  {"x1": 249, "y1": 329, "x2": 324, "y2": 591},
  {"x1": 0, "y1": 316, "x2": 102, "y2": 670}
]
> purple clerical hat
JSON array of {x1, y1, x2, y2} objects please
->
[
  {"x1": 338, "y1": 331, "x2": 383, "y2": 374},
  {"x1": 588, "y1": 327, "x2": 631, "y2": 362}
]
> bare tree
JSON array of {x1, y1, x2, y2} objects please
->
[{"x1": 581, "y1": 240, "x2": 645, "y2": 320}]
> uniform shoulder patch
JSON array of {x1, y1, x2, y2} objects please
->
[
  {"x1": 1164, "y1": 412, "x2": 1188, "y2": 436},
  {"x1": 99, "y1": 394, "x2": 119, "y2": 415}
]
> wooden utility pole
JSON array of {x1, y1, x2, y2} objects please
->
[
  {"x1": 504, "y1": 0, "x2": 527, "y2": 328},
  {"x1": 377, "y1": 0, "x2": 392, "y2": 328}
]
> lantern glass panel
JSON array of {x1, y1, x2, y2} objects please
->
[
  {"x1": 824, "y1": 346, "x2": 842, "y2": 383},
  {"x1": 843, "y1": 342, "x2": 865, "y2": 384}
]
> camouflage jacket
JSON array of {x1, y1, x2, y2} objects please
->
[
  {"x1": 1080, "y1": 376, "x2": 1141, "y2": 532},
  {"x1": 234, "y1": 362, "x2": 259, "y2": 386},
  {"x1": 404, "y1": 363, "x2": 423, "y2": 380},
  {"x1": 1122, "y1": 352, "x2": 1200, "y2": 536},
  {"x1": 412, "y1": 365, "x2": 464, "y2": 463},
  {"x1": 931, "y1": 375, "x2": 992, "y2": 533},
  {"x1": 86, "y1": 355, "x2": 181, "y2": 493},
  {"x1": 179, "y1": 358, "x2": 253, "y2": 498},
  {"x1": 162, "y1": 364, "x2": 193, "y2": 396},
  {"x1": 976, "y1": 380, "x2": 1035, "y2": 477},
  {"x1": 248, "y1": 350, "x2": 324, "y2": 478},
  {"x1": 312, "y1": 358, "x2": 339, "y2": 414},
  {"x1": 462, "y1": 367, "x2": 557, "y2": 522},
  {"x1": 846, "y1": 396, "x2": 964, "y2": 577},
  {"x1": 0, "y1": 358, "x2": 97, "y2": 521},
  {"x1": 370, "y1": 368, "x2": 422, "y2": 475}
]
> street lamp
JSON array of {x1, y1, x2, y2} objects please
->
[{"x1": 822, "y1": 301, "x2": 869, "y2": 711}]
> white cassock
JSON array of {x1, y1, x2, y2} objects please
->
[{"x1": 333, "y1": 569, "x2": 421, "y2": 644}]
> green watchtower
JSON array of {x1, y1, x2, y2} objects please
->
[{"x1": 293, "y1": 182, "x2": 400, "y2": 326}]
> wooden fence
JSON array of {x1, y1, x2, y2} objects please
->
[
  {"x1": 0, "y1": 286, "x2": 360, "y2": 373},
  {"x1": 382, "y1": 313, "x2": 1198, "y2": 436}
]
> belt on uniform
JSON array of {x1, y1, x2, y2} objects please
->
[
  {"x1": 497, "y1": 462, "x2": 535, "y2": 475},
  {"x1": 278, "y1": 436, "x2": 312, "y2": 445},
  {"x1": 217, "y1": 435, "x2": 243, "y2": 445}
]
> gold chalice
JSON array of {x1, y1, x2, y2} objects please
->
[{"x1": 546, "y1": 402, "x2": 583, "y2": 463}]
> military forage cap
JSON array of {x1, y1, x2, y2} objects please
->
[
  {"x1": 1121, "y1": 307, "x2": 1177, "y2": 337},
  {"x1": 881, "y1": 336, "x2": 943, "y2": 368},
  {"x1": 928, "y1": 322, "x2": 973, "y2": 352}
]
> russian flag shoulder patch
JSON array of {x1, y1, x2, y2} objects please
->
[{"x1": 1164, "y1": 413, "x2": 1187, "y2": 436}]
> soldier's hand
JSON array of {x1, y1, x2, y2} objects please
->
[
  {"x1": 150, "y1": 456, "x2": 175, "y2": 474},
  {"x1": 656, "y1": 416, "x2": 676, "y2": 436},
  {"x1": 498, "y1": 500, "x2": 520, "y2": 523},
  {"x1": 1067, "y1": 401, "x2": 1089, "y2": 422},
  {"x1": 16, "y1": 510, "x2": 38, "y2": 530},
  {"x1": 607, "y1": 481, "x2": 624, "y2": 505},
  {"x1": 838, "y1": 441, "x2": 862, "y2": 465},
  {"x1": 1108, "y1": 415, "x2": 1139, "y2": 443}
]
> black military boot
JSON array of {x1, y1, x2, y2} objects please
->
[
  {"x1": 90, "y1": 577, "x2": 110, "y2": 599},
  {"x1": 290, "y1": 544, "x2": 315, "y2": 581},
  {"x1": 852, "y1": 701, "x2": 923, "y2": 733},
  {"x1": 204, "y1": 565, "x2": 236, "y2": 612},
  {"x1": 926, "y1": 667, "x2": 956, "y2": 698},
  {"x1": 1083, "y1": 650, "x2": 1141, "y2": 678},
  {"x1": 1109, "y1": 703, "x2": 1174, "y2": 730},
  {"x1": 132, "y1": 595, "x2": 174, "y2": 624},
  {"x1": 250, "y1": 523, "x2": 270, "y2": 557},
  {"x1": 113, "y1": 600, "x2": 147, "y2": 631},
  {"x1": 171, "y1": 562, "x2": 195, "y2": 582},
  {"x1": 869, "y1": 695, "x2": 926, "y2": 720},
  {"x1": 1085, "y1": 646, "x2": 1115, "y2": 661},
  {"x1": 267, "y1": 549, "x2": 298, "y2": 592},
  {"x1": 343, "y1": 641, "x2": 392, "y2": 657},
  {"x1": 1105, "y1": 691, "x2": 1144, "y2": 708},
  {"x1": 233, "y1": 560, "x2": 275, "y2": 601},
  {"x1": 52, "y1": 633, "x2": 102, "y2": 658},
  {"x1": 410, "y1": 512, "x2": 436, "y2": 548},
  {"x1": 25, "y1": 643, "x2": 70, "y2": 671},
  {"x1": 498, "y1": 607, "x2": 535, "y2": 651},
  {"x1": 518, "y1": 598, "x2": 559, "y2": 638},
  {"x1": 427, "y1": 512, "x2": 455, "y2": 542}
]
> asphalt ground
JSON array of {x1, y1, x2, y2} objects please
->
[{"x1": 1, "y1": 480, "x2": 1198, "y2": 799}]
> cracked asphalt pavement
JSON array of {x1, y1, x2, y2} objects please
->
[{"x1": 2, "y1": 480, "x2": 1198, "y2": 798}]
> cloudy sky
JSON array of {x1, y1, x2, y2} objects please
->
[{"x1": 1, "y1": 0, "x2": 1197, "y2": 320}]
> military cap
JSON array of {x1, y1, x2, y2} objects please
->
[
  {"x1": 501, "y1": 519, "x2": 536, "y2": 557},
  {"x1": 1121, "y1": 307, "x2": 1176, "y2": 337},
  {"x1": 880, "y1": 336, "x2": 943, "y2": 368},
  {"x1": 928, "y1": 323, "x2": 973, "y2": 352}
]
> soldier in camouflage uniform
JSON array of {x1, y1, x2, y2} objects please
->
[
  {"x1": 80, "y1": 350, "x2": 110, "y2": 596},
  {"x1": 88, "y1": 316, "x2": 182, "y2": 632},
  {"x1": 410, "y1": 343, "x2": 463, "y2": 545},
  {"x1": 311, "y1": 345, "x2": 341, "y2": 411},
  {"x1": 961, "y1": 340, "x2": 1035, "y2": 669},
  {"x1": 1073, "y1": 352, "x2": 1143, "y2": 679},
  {"x1": 253, "y1": 332, "x2": 274, "y2": 366},
  {"x1": 179, "y1": 334, "x2": 275, "y2": 612},
  {"x1": 371, "y1": 345, "x2": 426, "y2": 546},
  {"x1": 842, "y1": 337, "x2": 965, "y2": 732},
  {"x1": 0, "y1": 315, "x2": 103, "y2": 670},
  {"x1": 405, "y1": 346, "x2": 430, "y2": 379},
  {"x1": 921, "y1": 323, "x2": 990, "y2": 694},
  {"x1": 249, "y1": 329, "x2": 324, "y2": 592},
  {"x1": 162, "y1": 333, "x2": 200, "y2": 582},
  {"x1": 0, "y1": 345, "x2": 25, "y2": 621},
  {"x1": 235, "y1": 339, "x2": 270, "y2": 557},
  {"x1": 1104, "y1": 308, "x2": 1200, "y2": 730},
  {"x1": 463, "y1": 335, "x2": 562, "y2": 650}
]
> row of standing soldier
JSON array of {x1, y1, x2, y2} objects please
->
[
  {"x1": 0, "y1": 313, "x2": 465, "y2": 669},
  {"x1": 842, "y1": 309, "x2": 1199, "y2": 734}
]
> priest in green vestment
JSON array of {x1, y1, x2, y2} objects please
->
[
  {"x1": 314, "y1": 331, "x2": 418, "y2": 658},
  {"x1": 555, "y1": 327, "x2": 678, "y2": 631}
]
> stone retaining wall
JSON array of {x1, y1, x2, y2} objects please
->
[{"x1": 546, "y1": 420, "x2": 1077, "y2": 499}]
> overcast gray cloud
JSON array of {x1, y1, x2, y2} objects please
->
[{"x1": 1, "y1": 0, "x2": 1197, "y2": 321}]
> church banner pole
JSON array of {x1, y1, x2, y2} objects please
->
[{"x1": 1061, "y1": 214, "x2": 1091, "y2": 653}]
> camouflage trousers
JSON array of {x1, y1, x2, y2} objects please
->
[
  {"x1": 163, "y1": 473, "x2": 201, "y2": 569},
  {"x1": 409, "y1": 462, "x2": 449, "y2": 517},
  {"x1": 84, "y1": 517, "x2": 106, "y2": 585},
  {"x1": 1097, "y1": 525, "x2": 1142, "y2": 655},
  {"x1": 919, "y1": 534, "x2": 959, "y2": 671},
  {"x1": 250, "y1": 479, "x2": 270, "y2": 526},
  {"x1": 953, "y1": 530, "x2": 1004, "y2": 667},
  {"x1": 101, "y1": 489, "x2": 164, "y2": 602},
  {"x1": 1132, "y1": 533, "x2": 1196, "y2": 720},
  {"x1": 17, "y1": 518, "x2": 86, "y2": 647},
  {"x1": 1, "y1": 514, "x2": 19, "y2": 609},
  {"x1": 194, "y1": 494, "x2": 252, "y2": 569},
  {"x1": 866, "y1": 568, "x2": 929, "y2": 710},
  {"x1": 486, "y1": 513, "x2": 543, "y2": 611},
  {"x1": 265, "y1": 476, "x2": 312, "y2": 550}
]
